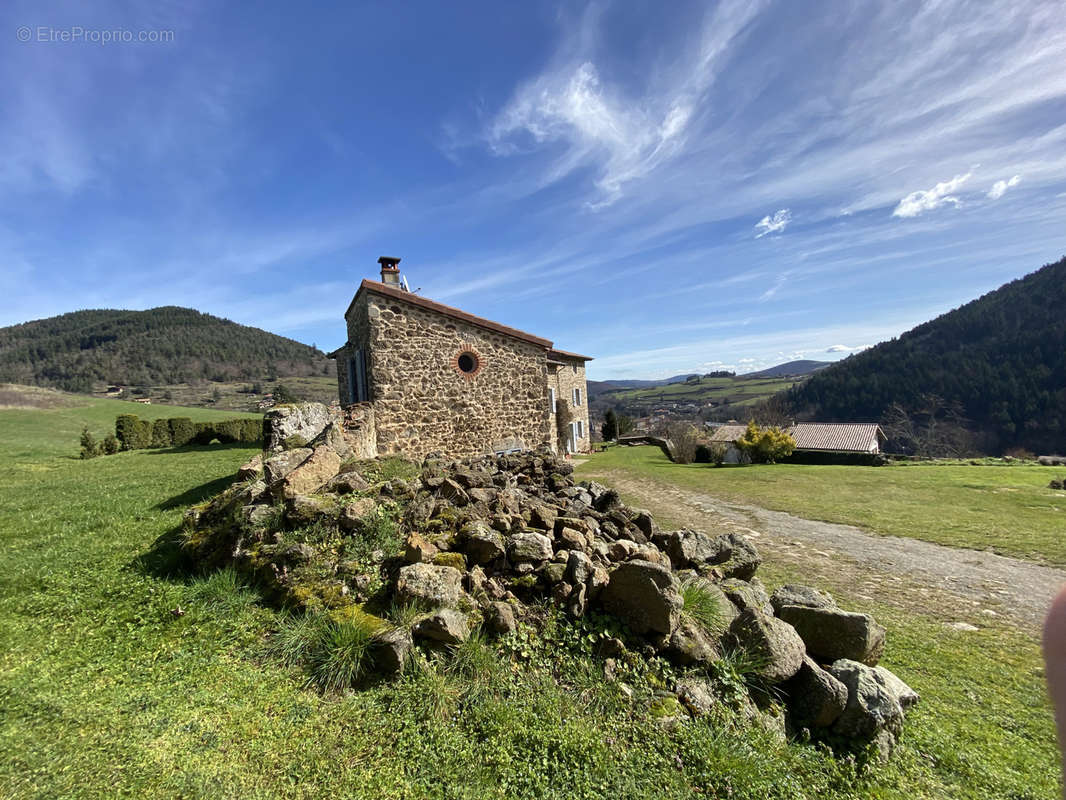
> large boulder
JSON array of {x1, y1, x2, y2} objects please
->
[
  {"x1": 727, "y1": 609, "x2": 805, "y2": 684},
  {"x1": 277, "y1": 445, "x2": 342, "y2": 499},
  {"x1": 600, "y1": 560, "x2": 683, "y2": 635},
  {"x1": 376, "y1": 627, "x2": 413, "y2": 674},
  {"x1": 770, "y1": 584, "x2": 835, "y2": 613},
  {"x1": 308, "y1": 421, "x2": 354, "y2": 461},
  {"x1": 715, "y1": 532, "x2": 761, "y2": 580},
  {"x1": 662, "y1": 618, "x2": 720, "y2": 665},
  {"x1": 395, "y1": 563, "x2": 464, "y2": 608},
  {"x1": 776, "y1": 605, "x2": 886, "y2": 666},
  {"x1": 413, "y1": 609, "x2": 471, "y2": 645},
  {"x1": 665, "y1": 529, "x2": 729, "y2": 568},
  {"x1": 782, "y1": 656, "x2": 848, "y2": 729},
  {"x1": 263, "y1": 402, "x2": 334, "y2": 452},
  {"x1": 463, "y1": 522, "x2": 507, "y2": 565},
  {"x1": 721, "y1": 578, "x2": 773, "y2": 615},
  {"x1": 828, "y1": 659, "x2": 908, "y2": 758},
  {"x1": 508, "y1": 531, "x2": 553, "y2": 563},
  {"x1": 263, "y1": 448, "x2": 312, "y2": 484}
]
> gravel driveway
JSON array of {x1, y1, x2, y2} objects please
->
[{"x1": 588, "y1": 470, "x2": 1066, "y2": 633}]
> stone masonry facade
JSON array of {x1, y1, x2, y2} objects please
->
[
  {"x1": 332, "y1": 265, "x2": 590, "y2": 462},
  {"x1": 548, "y1": 356, "x2": 591, "y2": 453}
]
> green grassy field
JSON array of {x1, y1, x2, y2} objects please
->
[
  {"x1": 0, "y1": 398, "x2": 1059, "y2": 798},
  {"x1": 598, "y1": 375, "x2": 799, "y2": 408},
  {"x1": 87, "y1": 375, "x2": 338, "y2": 413},
  {"x1": 580, "y1": 445, "x2": 1066, "y2": 566}
]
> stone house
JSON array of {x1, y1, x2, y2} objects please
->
[{"x1": 329, "y1": 257, "x2": 591, "y2": 461}]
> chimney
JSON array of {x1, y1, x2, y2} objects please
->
[{"x1": 378, "y1": 256, "x2": 401, "y2": 286}]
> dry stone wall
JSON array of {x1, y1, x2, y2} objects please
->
[{"x1": 358, "y1": 293, "x2": 552, "y2": 460}]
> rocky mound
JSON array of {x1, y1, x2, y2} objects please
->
[{"x1": 182, "y1": 403, "x2": 918, "y2": 760}]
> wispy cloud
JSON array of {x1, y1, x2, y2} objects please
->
[
  {"x1": 892, "y1": 172, "x2": 972, "y2": 218},
  {"x1": 485, "y1": 0, "x2": 766, "y2": 207},
  {"x1": 754, "y1": 209, "x2": 791, "y2": 238},
  {"x1": 987, "y1": 174, "x2": 1022, "y2": 199},
  {"x1": 826, "y1": 343, "x2": 870, "y2": 353}
]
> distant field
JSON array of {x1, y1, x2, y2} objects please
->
[
  {"x1": 579, "y1": 445, "x2": 1066, "y2": 566},
  {"x1": 0, "y1": 384, "x2": 259, "y2": 460},
  {"x1": 90, "y1": 375, "x2": 337, "y2": 413},
  {"x1": 599, "y1": 375, "x2": 799, "y2": 408}
]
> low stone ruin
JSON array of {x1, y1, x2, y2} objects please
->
[{"x1": 182, "y1": 402, "x2": 918, "y2": 761}]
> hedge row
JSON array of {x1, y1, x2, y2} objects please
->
[{"x1": 115, "y1": 414, "x2": 262, "y2": 451}]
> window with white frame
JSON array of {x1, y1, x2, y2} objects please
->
[
  {"x1": 577, "y1": 420, "x2": 584, "y2": 438},
  {"x1": 548, "y1": 387, "x2": 556, "y2": 412},
  {"x1": 572, "y1": 387, "x2": 582, "y2": 406}
]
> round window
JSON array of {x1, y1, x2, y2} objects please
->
[{"x1": 457, "y1": 352, "x2": 478, "y2": 374}]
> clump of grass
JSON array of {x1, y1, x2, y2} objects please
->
[
  {"x1": 446, "y1": 629, "x2": 504, "y2": 699},
  {"x1": 268, "y1": 611, "x2": 380, "y2": 692},
  {"x1": 185, "y1": 567, "x2": 259, "y2": 615},
  {"x1": 383, "y1": 599, "x2": 429, "y2": 628},
  {"x1": 680, "y1": 577, "x2": 727, "y2": 638},
  {"x1": 307, "y1": 617, "x2": 377, "y2": 692}
]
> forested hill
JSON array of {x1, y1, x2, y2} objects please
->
[
  {"x1": 0, "y1": 307, "x2": 331, "y2": 392},
  {"x1": 783, "y1": 256, "x2": 1066, "y2": 453}
]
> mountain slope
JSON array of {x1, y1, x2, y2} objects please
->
[
  {"x1": 784, "y1": 256, "x2": 1066, "y2": 453},
  {"x1": 745, "y1": 360, "x2": 830, "y2": 378},
  {"x1": 0, "y1": 307, "x2": 331, "y2": 392}
]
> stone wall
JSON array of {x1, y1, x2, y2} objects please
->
[
  {"x1": 357, "y1": 292, "x2": 552, "y2": 460},
  {"x1": 548, "y1": 360, "x2": 591, "y2": 453}
]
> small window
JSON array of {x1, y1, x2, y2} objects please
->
[
  {"x1": 572, "y1": 387, "x2": 581, "y2": 406},
  {"x1": 549, "y1": 387, "x2": 556, "y2": 412},
  {"x1": 577, "y1": 420, "x2": 584, "y2": 438},
  {"x1": 453, "y1": 348, "x2": 482, "y2": 378}
]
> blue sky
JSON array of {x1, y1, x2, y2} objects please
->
[{"x1": 2, "y1": 0, "x2": 1065, "y2": 380}]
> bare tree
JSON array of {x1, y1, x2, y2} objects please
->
[{"x1": 666, "y1": 421, "x2": 702, "y2": 464}]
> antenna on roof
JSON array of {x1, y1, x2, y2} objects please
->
[{"x1": 401, "y1": 276, "x2": 410, "y2": 292}]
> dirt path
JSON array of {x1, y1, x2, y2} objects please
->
[{"x1": 588, "y1": 469, "x2": 1066, "y2": 633}]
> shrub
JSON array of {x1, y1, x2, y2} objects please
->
[
  {"x1": 666, "y1": 422, "x2": 702, "y2": 464},
  {"x1": 150, "y1": 418, "x2": 172, "y2": 448},
  {"x1": 241, "y1": 418, "x2": 263, "y2": 442},
  {"x1": 101, "y1": 434, "x2": 120, "y2": 455},
  {"x1": 213, "y1": 419, "x2": 245, "y2": 443},
  {"x1": 193, "y1": 422, "x2": 218, "y2": 445},
  {"x1": 79, "y1": 428, "x2": 101, "y2": 459},
  {"x1": 736, "y1": 420, "x2": 795, "y2": 464},
  {"x1": 115, "y1": 414, "x2": 142, "y2": 451},
  {"x1": 169, "y1": 417, "x2": 195, "y2": 446}
]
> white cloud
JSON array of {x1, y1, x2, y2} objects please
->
[
  {"x1": 826, "y1": 343, "x2": 870, "y2": 353},
  {"x1": 987, "y1": 174, "x2": 1022, "y2": 199},
  {"x1": 754, "y1": 209, "x2": 791, "y2": 238},
  {"x1": 892, "y1": 172, "x2": 972, "y2": 217}
]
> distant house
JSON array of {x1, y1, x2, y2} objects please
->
[
  {"x1": 708, "y1": 422, "x2": 887, "y2": 463},
  {"x1": 133, "y1": 397, "x2": 152, "y2": 405},
  {"x1": 328, "y1": 256, "x2": 593, "y2": 460}
]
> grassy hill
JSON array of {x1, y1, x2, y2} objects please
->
[
  {"x1": 596, "y1": 374, "x2": 801, "y2": 420},
  {"x1": 782, "y1": 256, "x2": 1066, "y2": 453},
  {"x1": 0, "y1": 306, "x2": 333, "y2": 393}
]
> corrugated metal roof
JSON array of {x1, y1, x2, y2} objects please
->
[
  {"x1": 706, "y1": 422, "x2": 885, "y2": 453},
  {"x1": 789, "y1": 423, "x2": 884, "y2": 452}
]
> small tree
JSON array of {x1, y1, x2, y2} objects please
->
[
  {"x1": 736, "y1": 420, "x2": 795, "y2": 464},
  {"x1": 274, "y1": 383, "x2": 302, "y2": 404},
  {"x1": 79, "y1": 427, "x2": 101, "y2": 459},
  {"x1": 617, "y1": 414, "x2": 635, "y2": 436},
  {"x1": 666, "y1": 422, "x2": 702, "y2": 464},
  {"x1": 601, "y1": 409, "x2": 618, "y2": 442}
]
